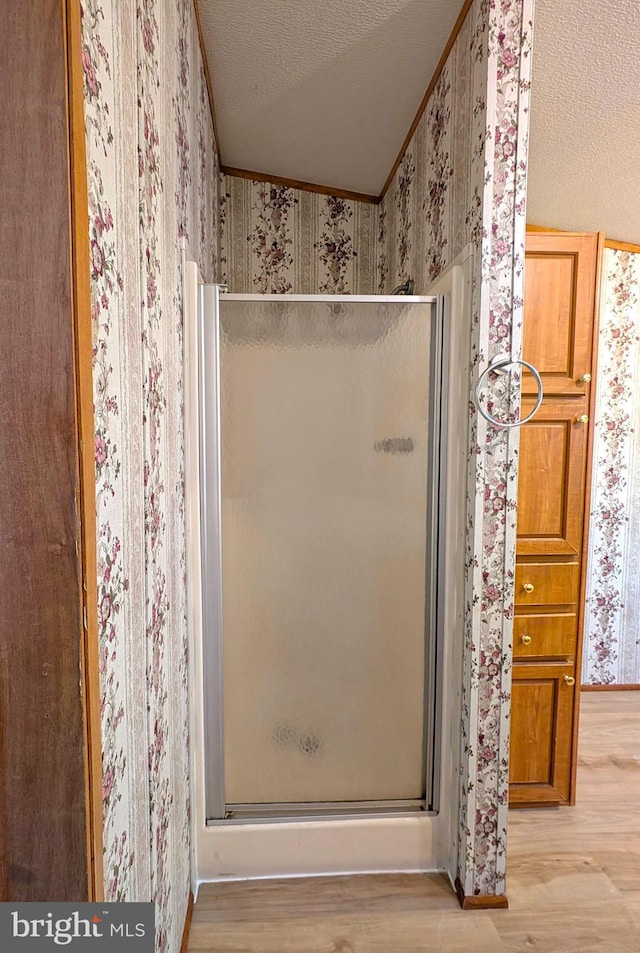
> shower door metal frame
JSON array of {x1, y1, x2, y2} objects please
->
[{"x1": 199, "y1": 288, "x2": 447, "y2": 824}]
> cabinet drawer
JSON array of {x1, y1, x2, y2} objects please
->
[
  {"x1": 513, "y1": 614, "x2": 577, "y2": 659},
  {"x1": 515, "y1": 563, "x2": 579, "y2": 606}
]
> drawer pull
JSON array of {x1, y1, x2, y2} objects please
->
[
  {"x1": 523, "y1": 583, "x2": 535, "y2": 593},
  {"x1": 563, "y1": 675, "x2": 576, "y2": 686},
  {"x1": 520, "y1": 634, "x2": 532, "y2": 645},
  {"x1": 577, "y1": 373, "x2": 592, "y2": 384},
  {"x1": 575, "y1": 414, "x2": 589, "y2": 425}
]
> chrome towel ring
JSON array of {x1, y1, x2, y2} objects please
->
[{"x1": 474, "y1": 355, "x2": 543, "y2": 429}]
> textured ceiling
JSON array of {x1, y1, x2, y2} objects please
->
[
  {"x1": 201, "y1": 0, "x2": 640, "y2": 241},
  {"x1": 527, "y1": 0, "x2": 640, "y2": 243},
  {"x1": 199, "y1": 0, "x2": 461, "y2": 196}
]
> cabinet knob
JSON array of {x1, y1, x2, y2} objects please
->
[
  {"x1": 563, "y1": 675, "x2": 576, "y2": 686},
  {"x1": 575, "y1": 414, "x2": 589, "y2": 425},
  {"x1": 521, "y1": 634, "x2": 532, "y2": 645},
  {"x1": 577, "y1": 373, "x2": 592, "y2": 384},
  {"x1": 523, "y1": 583, "x2": 535, "y2": 593}
]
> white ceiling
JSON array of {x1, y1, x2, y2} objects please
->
[
  {"x1": 199, "y1": 0, "x2": 461, "y2": 196},
  {"x1": 527, "y1": 0, "x2": 640, "y2": 243},
  {"x1": 201, "y1": 0, "x2": 640, "y2": 243}
]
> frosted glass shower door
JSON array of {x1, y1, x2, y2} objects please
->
[{"x1": 201, "y1": 292, "x2": 442, "y2": 817}]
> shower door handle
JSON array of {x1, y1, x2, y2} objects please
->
[{"x1": 474, "y1": 355, "x2": 543, "y2": 429}]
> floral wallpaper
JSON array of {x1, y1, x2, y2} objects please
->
[
  {"x1": 81, "y1": 0, "x2": 219, "y2": 949},
  {"x1": 378, "y1": 0, "x2": 533, "y2": 897},
  {"x1": 220, "y1": 175, "x2": 378, "y2": 293},
  {"x1": 82, "y1": 0, "x2": 533, "y2": 924},
  {"x1": 583, "y1": 247, "x2": 640, "y2": 686}
]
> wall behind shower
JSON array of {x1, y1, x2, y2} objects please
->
[
  {"x1": 220, "y1": 175, "x2": 378, "y2": 293},
  {"x1": 82, "y1": 0, "x2": 220, "y2": 949},
  {"x1": 583, "y1": 245, "x2": 640, "y2": 686}
]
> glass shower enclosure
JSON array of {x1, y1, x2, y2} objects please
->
[{"x1": 198, "y1": 289, "x2": 446, "y2": 821}]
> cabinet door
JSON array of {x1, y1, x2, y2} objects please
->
[
  {"x1": 516, "y1": 399, "x2": 590, "y2": 557},
  {"x1": 509, "y1": 663, "x2": 576, "y2": 805},
  {"x1": 522, "y1": 233, "x2": 598, "y2": 397}
]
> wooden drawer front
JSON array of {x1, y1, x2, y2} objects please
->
[
  {"x1": 514, "y1": 614, "x2": 577, "y2": 659},
  {"x1": 515, "y1": 563, "x2": 579, "y2": 606}
]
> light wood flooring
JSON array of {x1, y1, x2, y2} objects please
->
[{"x1": 189, "y1": 691, "x2": 640, "y2": 952}]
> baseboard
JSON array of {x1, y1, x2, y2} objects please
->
[
  {"x1": 454, "y1": 877, "x2": 508, "y2": 910},
  {"x1": 180, "y1": 891, "x2": 195, "y2": 953},
  {"x1": 581, "y1": 684, "x2": 640, "y2": 691}
]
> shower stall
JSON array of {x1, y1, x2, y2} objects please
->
[{"x1": 184, "y1": 254, "x2": 473, "y2": 881}]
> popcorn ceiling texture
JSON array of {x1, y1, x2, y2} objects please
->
[
  {"x1": 527, "y1": 0, "x2": 640, "y2": 243},
  {"x1": 199, "y1": 0, "x2": 461, "y2": 194}
]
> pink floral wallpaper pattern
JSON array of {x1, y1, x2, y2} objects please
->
[
  {"x1": 81, "y1": 0, "x2": 219, "y2": 948},
  {"x1": 220, "y1": 175, "x2": 378, "y2": 294},
  {"x1": 583, "y1": 247, "x2": 640, "y2": 686},
  {"x1": 378, "y1": 0, "x2": 533, "y2": 897},
  {"x1": 82, "y1": 0, "x2": 533, "y2": 923}
]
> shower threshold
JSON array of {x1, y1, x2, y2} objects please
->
[{"x1": 208, "y1": 798, "x2": 432, "y2": 825}]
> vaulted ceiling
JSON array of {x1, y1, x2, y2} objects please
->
[
  {"x1": 200, "y1": 0, "x2": 640, "y2": 242},
  {"x1": 198, "y1": 0, "x2": 461, "y2": 196}
]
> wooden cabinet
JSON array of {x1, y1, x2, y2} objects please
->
[
  {"x1": 509, "y1": 231, "x2": 600, "y2": 807},
  {"x1": 510, "y1": 663, "x2": 576, "y2": 803}
]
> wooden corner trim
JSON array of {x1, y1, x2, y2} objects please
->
[
  {"x1": 526, "y1": 223, "x2": 567, "y2": 233},
  {"x1": 454, "y1": 877, "x2": 509, "y2": 910},
  {"x1": 64, "y1": 0, "x2": 104, "y2": 903},
  {"x1": 180, "y1": 892, "x2": 195, "y2": 953},
  {"x1": 220, "y1": 165, "x2": 380, "y2": 205},
  {"x1": 569, "y1": 229, "x2": 603, "y2": 804},
  {"x1": 193, "y1": 0, "x2": 221, "y2": 159},
  {"x1": 380, "y1": 0, "x2": 473, "y2": 199},
  {"x1": 581, "y1": 683, "x2": 640, "y2": 691},
  {"x1": 604, "y1": 238, "x2": 640, "y2": 254}
]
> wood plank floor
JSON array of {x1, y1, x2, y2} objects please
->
[{"x1": 189, "y1": 692, "x2": 640, "y2": 952}]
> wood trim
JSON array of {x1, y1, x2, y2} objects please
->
[
  {"x1": 604, "y1": 238, "x2": 640, "y2": 254},
  {"x1": 193, "y1": 0, "x2": 221, "y2": 159},
  {"x1": 582, "y1": 683, "x2": 640, "y2": 691},
  {"x1": 526, "y1": 227, "x2": 598, "y2": 238},
  {"x1": 526, "y1": 224, "x2": 567, "y2": 233},
  {"x1": 180, "y1": 893, "x2": 195, "y2": 953},
  {"x1": 65, "y1": 0, "x2": 104, "y2": 901},
  {"x1": 569, "y1": 230, "x2": 605, "y2": 806},
  {"x1": 380, "y1": 0, "x2": 473, "y2": 198},
  {"x1": 510, "y1": 799, "x2": 561, "y2": 809},
  {"x1": 527, "y1": 233, "x2": 640, "y2": 254},
  {"x1": 220, "y1": 165, "x2": 380, "y2": 205},
  {"x1": 454, "y1": 878, "x2": 509, "y2": 910}
]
